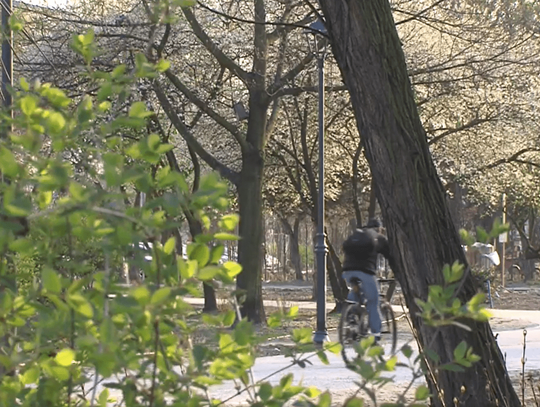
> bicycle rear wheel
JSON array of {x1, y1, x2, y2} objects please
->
[
  {"x1": 380, "y1": 302, "x2": 397, "y2": 354},
  {"x1": 338, "y1": 303, "x2": 368, "y2": 366}
]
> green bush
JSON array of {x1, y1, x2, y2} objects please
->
[{"x1": 0, "y1": 25, "x2": 498, "y2": 407}]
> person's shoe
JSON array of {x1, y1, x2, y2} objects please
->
[{"x1": 373, "y1": 334, "x2": 381, "y2": 344}]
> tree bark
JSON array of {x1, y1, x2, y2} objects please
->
[
  {"x1": 367, "y1": 178, "x2": 377, "y2": 221},
  {"x1": 318, "y1": 1, "x2": 520, "y2": 406},
  {"x1": 326, "y1": 236, "x2": 348, "y2": 299},
  {"x1": 236, "y1": 91, "x2": 267, "y2": 323},
  {"x1": 280, "y1": 216, "x2": 304, "y2": 280},
  {"x1": 352, "y1": 142, "x2": 363, "y2": 227}
]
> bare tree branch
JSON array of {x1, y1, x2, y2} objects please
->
[
  {"x1": 427, "y1": 116, "x2": 497, "y2": 145},
  {"x1": 196, "y1": 1, "x2": 321, "y2": 38},
  {"x1": 475, "y1": 148, "x2": 540, "y2": 173},
  {"x1": 153, "y1": 81, "x2": 240, "y2": 185},
  {"x1": 272, "y1": 83, "x2": 347, "y2": 98},
  {"x1": 182, "y1": 7, "x2": 250, "y2": 83},
  {"x1": 164, "y1": 69, "x2": 248, "y2": 152},
  {"x1": 393, "y1": 0, "x2": 446, "y2": 26}
]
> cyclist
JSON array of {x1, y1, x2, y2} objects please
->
[{"x1": 342, "y1": 218, "x2": 391, "y2": 342}]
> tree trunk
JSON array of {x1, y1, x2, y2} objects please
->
[
  {"x1": 291, "y1": 217, "x2": 303, "y2": 280},
  {"x1": 186, "y1": 213, "x2": 218, "y2": 313},
  {"x1": 280, "y1": 216, "x2": 304, "y2": 280},
  {"x1": 352, "y1": 143, "x2": 363, "y2": 227},
  {"x1": 367, "y1": 178, "x2": 377, "y2": 221},
  {"x1": 326, "y1": 236, "x2": 348, "y2": 299},
  {"x1": 236, "y1": 109, "x2": 267, "y2": 323},
  {"x1": 318, "y1": 1, "x2": 520, "y2": 406}
]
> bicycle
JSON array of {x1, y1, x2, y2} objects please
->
[{"x1": 338, "y1": 277, "x2": 397, "y2": 366}]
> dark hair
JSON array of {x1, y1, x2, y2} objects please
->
[{"x1": 366, "y1": 218, "x2": 382, "y2": 229}]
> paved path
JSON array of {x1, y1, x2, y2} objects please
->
[{"x1": 185, "y1": 297, "x2": 540, "y2": 405}]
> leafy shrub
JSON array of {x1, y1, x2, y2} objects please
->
[{"x1": 0, "y1": 26, "x2": 498, "y2": 407}]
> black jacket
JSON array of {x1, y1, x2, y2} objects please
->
[{"x1": 342, "y1": 227, "x2": 390, "y2": 275}]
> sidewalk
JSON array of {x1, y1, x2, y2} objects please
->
[{"x1": 184, "y1": 296, "x2": 540, "y2": 322}]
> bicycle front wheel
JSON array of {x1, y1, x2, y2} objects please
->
[
  {"x1": 338, "y1": 303, "x2": 368, "y2": 366},
  {"x1": 380, "y1": 302, "x2": 397, "y2": 354}
]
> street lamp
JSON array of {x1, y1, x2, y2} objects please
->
[{"x1": 305, "y1": 19, "x2": 329, "y2": 344}]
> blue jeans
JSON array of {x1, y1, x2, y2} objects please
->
[{"x1": 342, "y1": 270, "x2": 381, "y2": 336}]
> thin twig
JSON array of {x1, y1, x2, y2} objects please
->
[{"x1": 522, "y1": 329, "x2": 527, "y2": 405}]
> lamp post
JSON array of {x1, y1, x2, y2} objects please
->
[{"x1": 305, "y1": 19, "x2": 329, "y2": 344}]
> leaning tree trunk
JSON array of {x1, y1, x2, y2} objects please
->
[{"x1": 318, "y1": 1, "x2": 520, "y2": 406}]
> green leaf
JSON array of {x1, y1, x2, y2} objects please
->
[
  {"x1": 448, "y1": 261, "x2": 464, "y2": 283},
  {"x1": 97, "y1": 82, "x2": 113, "y2": 102},
  {"x1": 198, "y1": 266, "x2": 220, "y2": 281},
  {"x1": 0, "y1": 147, "x2": 20, "y2": 178},
  {"x1": 468, "y1": 293, "x2": 485, "y2": 308},
  {"x1": 267, "y1": 313, "x2": 283, "y2": 328},
  {"x1": 131, "y1": 286, "x2": 151, "y2": 306},
  {"x1": 233, "y1": 320, "x2": 254, "y2": 346},
  {"x1": 476, "y1": 226, "x2": 488, "y2": 243},
  {"x1": 305, "y1": 386, "x2": 321, "y2": 398},
  {"x1": 55, "y1": 348, "x2": 75, "y2": 366},
  {"x1": 42, "y1": 87, "x2": 71, "y2": 108},
  {"x1": 415, "y1": 385, "x2": 430, "y2": 400},
  {"x1": 209, "y1": 245, "x2": 225, "y2": 264},
  {"x1": 42, "y1": 268, "x2": 62, "y2": 294},
  {"x1": 20, "y1": 95, "x2": 37, "y2": 115},
  {"x1": 385, "y1": 355, "x2": 398, "y2": 371},
  {"x1": 163, "y1": 237, "x2": 176, "y2": 255},
  {"x1": 47, "y1": 111, "x2": 66, "y2": 134},
  {"x1": 69, "y1": 294, "x2": 94, "y2": 318},
  {"x1": 453, "y1": 341, "x2": 467, "y2": 361},
  {"x1": 178, "y1": 259, "x2": 197, "y2": 279},
  {"x1": 19, "y1": 77, "x2": 30, "y2": 91},
  {"x1": 151, "y1": 287, "x2": 172, "y2": 305},
  {"x1": 287, "y1": 306, "x2": 299, "y2": 318},
  {"x1": 219, "y1": 214, "x2": 239, "y2": 231},
  {"x1": 345, "y1": 398, "x2": 364, "y2": 407},
  {"x1": 21, "y1": 366, "x2": 40, "y2": 385},
  {"x1": 258, "y1": 382, "x2": 272, "y2": 401},
  {"x1": 189, "y1": 244, "x2": 210, "y2": 267},
  {"x1": 292, "y1": 327, "x2": 312, "y2": 344},
  {"x1": 218, "y1": 333, "x2": 234, "y2": 351},
  {"x1": 98, "y1": 389, "x2": 109, "y2": 407},
  {"x1": 318, "y1": 392, "x2": 332, "y2": 407},
  {"x1": 459, "y1": 229, "x2": 475, "y2": 246},
  {"x1": 100, "y1": 319, "x2": 116, "y2": 343},
  {"x1": 223, "y1": 310, "x2": 236, "y2": 326},
  {"x1": 324, "y1": 341, "x2": 342, "y2": 355},
  {"x1": 129, "y1": 101, "x2": 153, "y2": 119},
  {"x1": 425, "y1": 348, "x2": 440, "y2": 363},
  {"x1": 401, "y1": 344, "x2": 413, "y2": 358},
  {"x1": 38, "y1": 190, "x2": 53, "y2": 209},
  {"x1": 50, "y1": 366, "x2": 70, "y2": 381},
  {"x1": 317, "y1": 350, "x2": 330, "y2": 365},
  {"x1": 223, "y1": 261, "x2": 242, "y2": 278},
  {"x1": 214, "y1": 232, "x2": 240, "y2": 241}
]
